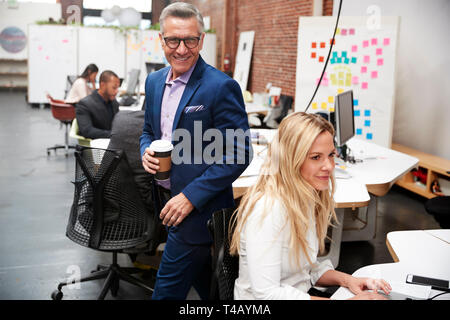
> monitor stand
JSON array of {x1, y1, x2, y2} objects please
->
[{"x1": 337, "y1": 143, "x2": 349, "y2": 162}]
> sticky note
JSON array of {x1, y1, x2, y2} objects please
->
[
  {"x1": 356, "y1": 128, "x2": 363, "y2": 135},
  {"x1": 364, "y1": 55, "x2": 370, "y2": 63},
  {"x1": 322, "y1": 78, "x2": 329, "y2": 86},
  {"x1": 344, "y1": 58, "x2": 349, "y2": 64},
  {"x1": 319, "y1": 56, "x2": 324, "y2": 62},
  {"x1": 366, "y1": 133, "x2": 373, "y2": 140},
  {"x1": 371, "y1": 71, "x2": 378, "y2": 79},
  {"x1": 351, "y1": 57, "x2": 357, "y2": 63},
  {"x1": 362, "y1": 82, "x2": 368, "y2": 89},
  {"x1": 312, "y1": 102, "x2": 318, "y2": 110},
  {"x1": 336, "y1": 28, "x2": 340, "y2": 34},
  {"x1": 328, "y1": 96, "x2": 334, "y2": 103},
  {"x1": 312, "y1": 42, "x2": 317, "y2": 48},
  {"x1": 349, "y1": 28, "x2": 355, "y2": 35},
  {"x1": 321, "y1": 102, "x2": 328, "y2": 110},
  {"x1": 338, "y1": 88, "x2": 344, "y2": 94},
  {"x1": 345, "y1": 78, "x2": 351, "y2": 86},
  {"x1": 320, "y1": 42, "x2": 326, "y2": 48},
  {"x1": 361, "y1": 66, "x2": 367, "y2": 73},
  {"x1": 338, "y1": 79, "x2": 344, "y2": 86},
  {"x1": 330, "y1": 39, "x2": 335, "y2": 45},
  {"x1": 353, "y1": 99, "x2": 359, "y2": 106},
  {"x1": 376, "y1": 48, "x2": 383, "y2": 55},
  {"x1": 332, "y1": 51, "x2": 338, "y2": 58},
  {"x1": 341, "y1": 29, "x2": 347, "y2": 36},
  {"x1": 383, "y1": 38, "x2": 390, "y2": 46},
  {"x1": 363, "y1": 40, "x2": 369, "y2": 48},
  {"x1": 338, "y1": 72, "x2": 344, "y2": 78},
  {"x1": 377, "y1": 58, "x2": 384, "y2": 66},
  {"x1": 330, "y1": 59, "x2": 335, "y2": 64},
  {"x1": 354, "y1": 110, "x2": 361, "y2": 116},
  {"x1": 329, "y1": 107, "x2": 335, "y2": 112},
  {"x1": 351, "y1": 45, "x2": 358, "y2": 52},
  {"x1": 371, "y1": 38, "x2": 378, "y2": 45},
  {"x1": 352, "y1": 76, "x2": 359, "y2": 85},
  {"x1": 342, "y1": 51, "x2": 347, "y2": 58},
  {"x1": 38, "y1": 45, "x2": 42, "y2": 51},
  {"x1": 364, "y1": 120, "x2": 371, "y2": 127},
  {"x1": 62, "y1": 39, "x2": 69, "y2": 43},
  {"x1": 364, "y1": 109, "x2": 371, "y2": 116},
  {"x1": 311, "y1": 52, "x2": 316, "y2": 58},
  {"x1": 330, "y1": 74, "x2": 337, "y2": 85}
]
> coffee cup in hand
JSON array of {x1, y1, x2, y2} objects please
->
[{"x1": 149, "y1": 140, "x2": 174, "y2": 181}]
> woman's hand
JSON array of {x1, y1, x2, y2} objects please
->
[{"x1": 346, "y1": 276, "x2": 392, "y2": 296}]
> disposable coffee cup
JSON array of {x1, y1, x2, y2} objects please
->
[{"x1": 149, "y1": 140, "x2": 174, "y2": 181}]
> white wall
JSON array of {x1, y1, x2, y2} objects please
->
[{"x1": 333, "y1": 0, "x2": 450, "y2": 160}]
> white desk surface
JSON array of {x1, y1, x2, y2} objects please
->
[
  {"x1": 331, "y1": 229, "x2": 450, "y2": 300},
  {"x1": 245, "y1": 103, "x2": 270, "y2": 114},
  {"x1": 344, "y1": 137, "x2": 419, "y2": 186}
]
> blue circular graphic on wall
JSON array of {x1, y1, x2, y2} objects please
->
[{"x1": 0, "y1": 26, "x2": 27, "y2": 53}]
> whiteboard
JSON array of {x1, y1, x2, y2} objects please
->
[
  {"x1": 234, "y1": 31, "x2": 255, "y2": 92},
  {"x1": 295, "y1": 17, "x2": 399, "y2": 148},
  {"x1": 28, "y1": 24, "x2": 77, "y2": 103},
  {"x1": 78, "y1": 27, "x2": 126, "y2": 79}
]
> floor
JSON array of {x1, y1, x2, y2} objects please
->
[{"x1": 0, "y1": 90, "x2": 441, "y2": 300}]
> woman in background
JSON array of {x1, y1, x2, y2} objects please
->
[
  {"x1": 65, "y1": 63, "x2": 98, "y2": 104},
  {"x1": 230, "y1": 112, "x2": 391, "y2": 300}
]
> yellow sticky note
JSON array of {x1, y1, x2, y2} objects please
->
[
  {"x1": 345, "y1": 79, "x2": 351, "y2": 86},
  {"x1": 312, "y1": 102, "x2": 318, "y2": 110},
  {"x1": 328, "y1": 96, "x2": 334, "y2": 103},
  {"x1": 336, "y1": 28, "x2": 340, "y2": 34},
  {"x1": 338, "y1": 72, "x2": 344, "y2": 79},
  {"x1": 321, "y1": 102, "x2": 327, "y2": 110},
  {"x1": 338, "y1": 88, "x2": 344, "y2": 94},
  {"x1": 329, "y1": 107, "x2": 335, "y2": 112},
  {"x1": 338, "y1": 79, "x2": 344, "y2": 86}
]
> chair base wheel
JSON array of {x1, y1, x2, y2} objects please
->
[{"x1": 51, "y1": 290, "x2": 63, "y2": 300}]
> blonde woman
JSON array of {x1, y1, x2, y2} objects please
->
[{"x1": 230, "y1": 112, "x2": 391, "y2": 300}]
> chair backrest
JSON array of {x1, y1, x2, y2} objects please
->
[
  {"x1": 275, "y1": 94, "x2": 293, "y2": 123},
  {"x1": 125, "y1": 69, "x2": 140, "y2": 96},
  {"x1": 208, "y1": 208, "x2": 239, "y2": 300},
  {"x1": 69, "y1": 119, "x2": 91, "y2": 146},
  {"x1": 46, "y1": 94, "x2": 75, "y2": 122},
  {"x1": 66, "y1": 146, "x2": 161, "y2": 251}
]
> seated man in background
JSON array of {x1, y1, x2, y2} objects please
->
[{"x1": 76, "y1": 70, "x2": 120, "y2": 139}]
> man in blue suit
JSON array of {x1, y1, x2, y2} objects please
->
[{"x1": 140, "y1": 2, "x2": 251, "y2": 300}]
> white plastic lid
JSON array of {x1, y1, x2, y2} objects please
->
[{"x1": 149, "y1": 139, "x2": 174, "y2": 152}]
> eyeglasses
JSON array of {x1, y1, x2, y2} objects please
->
[{"x1": 163, "y1": 36, "x2": 201, "y2": 49}]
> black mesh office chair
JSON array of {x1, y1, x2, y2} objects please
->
[
  {"x1": 207, "y1": 208, "x2": 239, "y2": 300},
  {"x1": 51, "y1": 146, "x2": 162, "y2": 300}
]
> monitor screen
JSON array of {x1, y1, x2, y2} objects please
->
[{"x1": 335, "y1": 90, "x2": 355, "y2": 147}]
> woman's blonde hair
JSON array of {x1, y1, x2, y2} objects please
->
[{"x1": 229, "y1": 112, "x2": 338, "y2": 266}]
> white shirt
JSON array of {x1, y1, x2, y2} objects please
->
[
  {"x1": 233, "y1": 196, "x2": 334, "y2": 300},
  {"x1": 65, "y1": 78, "x2": 93, "y2": 104}
]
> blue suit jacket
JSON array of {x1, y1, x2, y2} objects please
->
[{"x1": 140, "y1": 56, "x2": 251, "y2": 245}]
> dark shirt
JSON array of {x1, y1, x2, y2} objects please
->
[{"x1": 76, "y1": 90, "x2": 119, "y2": 139}]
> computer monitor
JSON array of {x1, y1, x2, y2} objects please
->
[
  {"x1": 125, "y1": 69, "x2": 140, "y2": 96},
  {"x1": 335, "y1": 90, "x2": 355, "y2": 147}
]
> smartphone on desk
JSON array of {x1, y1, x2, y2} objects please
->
[{"x1": 406, "y1": 274, "x2": 450, "y2": 291}]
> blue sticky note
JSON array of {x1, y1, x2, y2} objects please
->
[
  {"x1": 344, "y1": 58, "x2": 350, "y2": 64},
  {"x1": 342, "y1": 51, "x2": 347, "y2": 58},
  {"x1": 332, "y1": 51, "x2": 338, "y2": 58},
  {"x1": 354, "y1": 110, "x2": 361, "y2": 116},
  {"x1": 330, "y1": 59, "x2": 335, "y2": 64},
  {"x1": 351, "y1": 57, "x2": 357, "y2": 63},
  {"x1": 364, "y1": 120, "x2": 371, "y2": 127},
  {"x1": 353, "y1": 99, "x2": 359, "y2": 106},
  {"x1": 366, "y1": 133, "x2": 373, "y2": 140},
  {"x1": 356, "y1": 128, "x2": 362, "y2": 135},
  {"x1": 364, "y1": 109, "x2": 371, "y2": 116},
  {"x1": 337, "y1": 57, "x2": 342, "y2": 63}
]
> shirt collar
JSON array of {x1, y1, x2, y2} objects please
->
[{"x1": 165, "y1": 59, "x2": 198, "y2": 85}]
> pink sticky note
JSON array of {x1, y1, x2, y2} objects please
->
[
  {"x1": 377, "y1": 58, "x2": 384, "y2": 66},
  {"x1": 363, "y1": 40, "x2": 369, "y2": 48},
  {"x1": 371, "y1": 71, "x2": 378, "y2": 79},
  {"x1": 62, "y1": 39, "x2": 68, "y2": 43},
  {"x1": 364, "y1": 55, "x2": 370, "y2": 63},
  {"x1": 371, "y1": 38, "x2": 378, "y2": 45},
  {"x1": 361, "y1": 66, "x2": 367, "y2": 73},
  {"x1": 349, "y1": 28, "x2": 355, "y2": 35},
  {"x1": 352, "y1": 76, "x2": 359, "y2": 84},
  {"x1": 322, "y1": 78, "x2": 329, "y2": 86},
  {"x1": 45, "y1": 56, "x2": 50, "y2": 60},
  {"x1": 383, "y1": 38, "x2": 390, "y2": 46},
  {"x1": 362, "y1": 82, "x2": 368, "y2": 89},
  {"x1": 38, "y1": 45, "x2": 42, "y2": 51},
  {"x1": 341, "y1": 29, "x2": 347, "y2": 36},
  {"x1": 351, "y1": 45, "x2": 358, "y2": 52},
  {"x1": 376, "y1": 48, "x2": 383, "y2": 55}
]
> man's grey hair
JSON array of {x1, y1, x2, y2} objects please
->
[{"x1": 159, "y1": 2, "x2": 204, "y2": 35}]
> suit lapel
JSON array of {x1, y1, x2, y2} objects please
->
[
  {"x1": 153, "y1": 68, "x2": 169, "y2": 138},
  {"x1": 172, "y1": 57, "x2": 205, "y2": 133}
]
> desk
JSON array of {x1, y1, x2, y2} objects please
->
[{"x1": 331, "y1": 229, "x2": 450, "y2": 300}]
